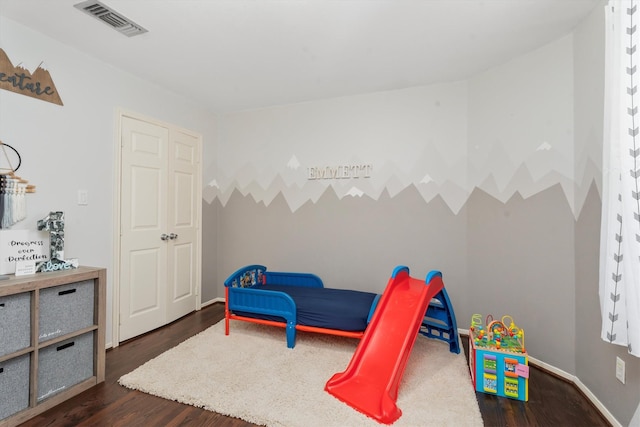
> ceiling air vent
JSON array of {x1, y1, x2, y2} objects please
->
[{"x1": 74, "y1": 1, "x2": 148, "y2": 37}]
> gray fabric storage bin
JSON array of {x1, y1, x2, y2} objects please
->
[
  {"x1": 37, "y1": 331, "x2": 94, "y2": 402},
  {"x1": 0, "y1": 353, "x2": 30, "y2": 420},
  {"x1": 38, "y1": 280, "x2": 94, "y2": 342},
  {"x1": 0, "y1": 292, "x2": 31, "y2": 357}
]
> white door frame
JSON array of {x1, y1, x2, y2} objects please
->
[{"x1": 112, "y1": 108, "x2": 202, "y2": 347}]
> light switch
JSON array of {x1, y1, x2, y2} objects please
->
[{"x1": 78, "y1": 190, "x2": 88, "y2": 206}]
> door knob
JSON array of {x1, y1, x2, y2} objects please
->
[
  {"x1": 160, "y1": 233, "x2": 169, "y2": 241},
  {"x1": 169, "y1": 233, "x2": 178, "y2": 240}
]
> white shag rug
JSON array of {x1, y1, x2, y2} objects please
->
[{"x1": 119, "y1": 320, "x2": 483, "y2": 427}]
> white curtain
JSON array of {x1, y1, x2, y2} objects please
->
[{"x1": 601, "y1": 0, "x2": 640, "y2": 357}]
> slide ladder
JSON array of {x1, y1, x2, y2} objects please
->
[
  {"x1": 325, "y1": 266, "x2": 459, "y2": 424},
  {"x1": 420, "y1": 280, "x2": 460, "y2": 354}
]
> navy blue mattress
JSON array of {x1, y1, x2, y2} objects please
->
[{"x1": 235, "y1": 284, "x2": 377, "y2": 331}]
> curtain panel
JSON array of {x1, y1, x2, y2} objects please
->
[{"x1": 600, "y1": 0, "x2": 640, "y2": 357}]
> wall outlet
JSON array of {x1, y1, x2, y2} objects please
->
[{"x1": 616, "y1": 356, "x2": 625, "y2": 384}]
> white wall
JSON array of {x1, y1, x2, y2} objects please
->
[
  {"x1": 468, "y1": 34, "x2": 576, "y2": 209},
  {"x1": 0, "y1": 16, "x2": 218, "y2": 346},
  {"x1": 213, "y1": 81, "x2": 468, "y2": 212},
  {"x1": 210, "y1": 35, "x2": 581, "y2": 218}
]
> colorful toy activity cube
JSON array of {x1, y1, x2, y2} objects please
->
[{"x1": 468, "y1": 314, "x2": 529, "y2": 401}]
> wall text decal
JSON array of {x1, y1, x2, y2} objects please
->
[
  {"x1": 307, "y1": 164, "x2": 373, "y2": 180},
  {"x1": 0, "y1": 48, "x2": 63, "y2": 106}
]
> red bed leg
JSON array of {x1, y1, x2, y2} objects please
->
[{"x1": 225, "y1": 287, "x2": 230, "y2": 336}]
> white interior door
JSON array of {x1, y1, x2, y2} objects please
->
[
  {"x1": 166, "y1": 130, "x2": 200, "y2": 323},
  {"x1": 118, "y1": 114, "x2": 202, "y2": 342},
  {"x1": 119, "y1": 116, "x2": 168, "y2": 342}
]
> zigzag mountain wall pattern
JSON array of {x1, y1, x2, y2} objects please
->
[{"x1": 206, "y1": 141, "x2": 599, "y2": 218}]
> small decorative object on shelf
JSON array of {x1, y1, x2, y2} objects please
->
[{"x1": 36, "y1": 211, "x2": 78, "y2": 272}]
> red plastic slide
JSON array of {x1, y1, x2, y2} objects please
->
[{"x1": 325, "y1": 266, "x2": 444, "y2": 424}]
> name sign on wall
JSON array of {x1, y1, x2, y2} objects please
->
[
  {"x1": 0, "y1": 230, "x2": 50, "y2": 274},
  {"x1": 0, "y1": 48, "x2": 63, "y2": 106},
  {"x1": 307, "y1": 164, "x2": 373, "y2": 180}
]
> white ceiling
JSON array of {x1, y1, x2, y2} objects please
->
[{"x1": 0, "y1": 0, "x2": 601, "y2": 113}]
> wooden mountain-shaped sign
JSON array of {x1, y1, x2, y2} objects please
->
[{"x1": 0, "y1": 48, "x2": 63, "y2": 106}]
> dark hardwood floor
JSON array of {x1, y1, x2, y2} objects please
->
[{"x1": 19, "y1": 303, "x2": 611, "y2": 427}]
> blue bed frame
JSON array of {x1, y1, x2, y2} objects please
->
[{"x1": 224, "y1": 264, "x2": 379, "y2": 348}]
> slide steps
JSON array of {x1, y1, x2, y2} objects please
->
[{"x1": 420, "y1": 288, "x2": 460, "y2": 354}]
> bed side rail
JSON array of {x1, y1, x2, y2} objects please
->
[
  {"x1": 226, "y1": 285, "x2": 299, "y2": 348},
  {"x1": 264, "y1": 271, "x2": 324, "y2": 288},
  {"x1": 227, "y1": 286, "x2": 296, "y2": 320}
]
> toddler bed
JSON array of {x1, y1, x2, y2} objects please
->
[{"x1": 224, "y1": 264, "x2": 380, "y2": 348}]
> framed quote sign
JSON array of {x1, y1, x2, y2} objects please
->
[{"x1": 0, "y1": 229, "x2": 50, "y2": 274}]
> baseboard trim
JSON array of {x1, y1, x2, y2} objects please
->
[
  {"x1": 201, "y1": 297, "x2": 225, "y2": 307},
  {"x1": 459, "y1": 329, "x2": 621, "y2": 427}
]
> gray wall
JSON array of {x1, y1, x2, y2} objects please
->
[
  {"x1": 466, "y1": 185, "x2": 576, "y2": 371},
  {"x1": 577, "y1": 184, "x2": 640, "y2": 425},
  {"x1": 202, "y1": 200, "x2": 220, "y2": 303},
  {"x1": 218, "y1": 185, "x2": 468, "y2": 304},
  {"x1": 217, "y1": 181, "x2": 576, "y2": 369}
]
